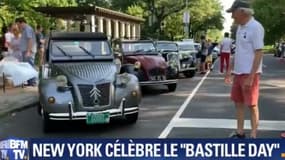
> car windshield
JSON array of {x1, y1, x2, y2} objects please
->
[
  {"x1": 178, "y1": 44, "x2": 195, "y2": 51},
  {"x1": 156, "y1": 43, "x2": 177, "y2": 52},
  {"x1": 122, "y1": 42, "x2": 156, "y2": 54},
  {"x1": 51, "y1": 40, "x2": 111, "y2": 57}
]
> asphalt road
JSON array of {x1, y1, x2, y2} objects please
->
[{"x1": 0, "y1": 54, "x2": 284, "y2": 138}]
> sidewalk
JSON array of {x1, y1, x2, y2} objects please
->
[{"x1": 0, "y1": 86, "x2": 38, "y2": 118}]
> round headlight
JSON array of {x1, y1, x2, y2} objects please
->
[
  {"x1": 56, "y1": 75, "x2": 68, "y2": 87},
  {"x1": 134, "y1": 61, "x2": 141, "y2": 69},
  {"x1": 47, "y1": 97, "x2": 56, "y2": 104}
]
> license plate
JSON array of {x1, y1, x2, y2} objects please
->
[{"x1": 86, "y1": 112, "x2": 110, "y2": 125}]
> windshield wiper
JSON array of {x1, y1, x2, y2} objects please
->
[
  {"x1": 79, "y1": 46, "x2": 95, "y2": 58},
  {"x1": 56, "y1": 45, "x2": 72, "y2": 58}
]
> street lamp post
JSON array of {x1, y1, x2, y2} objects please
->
[{"x1": 183, "y1": 0, "x2": 190, "y2": 39}]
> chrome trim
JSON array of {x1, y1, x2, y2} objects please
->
[
  {"x1": 48, "y1": 98, "x2": 138, "y2": 121},
  {"x1": 49, "y1": 107, "x2": 138, "y2": 120},
  {"x1": 120, "y1": 98, "x2": 126, "y2": 117},
  {"x1": 179, "y1": 67, "x2": 196, "y2": 72},
  {"x1": 68, "y1": 102, "x2": 73, "y2": 120},
  {"x1": 78, "y1": 82, "x2": 113, "y2": 108},
  {"x1": 139, "y1": 79, "x2": 177, "y2": 86}
]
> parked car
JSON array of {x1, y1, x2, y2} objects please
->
[
  {"x1": 39, "y1": 32, "x2": 141, "y2": 132},
  {"x1": 175, "y1": 41, "x2": 197, "y2": 78},
  {"x1": 114, "y1": 40, "x2": 177, "y2": 92},
  {"x1": 155, "y1": 41, "x2": 179, "y2": 78},
  {"x1": 211, "y1": 46, "x2": 220, "y2": 61}
]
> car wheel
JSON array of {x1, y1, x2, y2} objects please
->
[
  {"x1": 43, "y1": 112, "x2": 54, "y2": 133},
  {"x1": 183, "y1": 70, "x2": 196, "y2": 78},
  {"x1": 37, "y1": 102, "x2": 42, "y2": 115},
  {"x1": 167, "y1": 83, "x2": 177, "y2": 92},
  {"x1": 125, "y1": 112, "x2": 138, "y2": 124}
]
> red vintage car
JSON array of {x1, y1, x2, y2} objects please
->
[{"x1": 114, "y1": 40, "x2": 178, "y2": 92}]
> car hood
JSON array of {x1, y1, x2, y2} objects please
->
[
  {"x1": 53, "y1": 62, "x2": 116, "y2": 83},
  {"x1": 125, "y1": 55, "x2": 167, "y2": 70}
]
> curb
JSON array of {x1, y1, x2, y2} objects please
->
[{"x1": 0, "y1": 98, "x2": 39, "y2": 118}]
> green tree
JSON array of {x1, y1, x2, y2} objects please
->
[
  {"x1": 126, "y1": 5, "x2": 144, "y2": 18},
  {"x1": 76, "y1": 0, "x2": 110, "y2": 7},
  {"x1": 111, "y1": 0, "x2": 141, "y2": 11},
  {"x1": 0, "y1": 0, "x2": 76, "y2": 35},
  {"x1": 252, "y1": 0, "x2": 285, "y2": 44},
  {"x1": 162, "y1": 0, "x2": 223, "y2": 40}
]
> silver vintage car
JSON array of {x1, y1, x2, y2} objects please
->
[{"x1": 38, "y1": 32, "x2": 141, "y2": 132}]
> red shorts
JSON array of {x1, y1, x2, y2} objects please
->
[{"x1": 231, "y1": 74, "x2": 260, "y2": 106}]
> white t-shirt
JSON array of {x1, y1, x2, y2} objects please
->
[
  {"x1": 220, "y1": 37, "x2": 232, "y2": 53},
  {"x1": 233, "y1": 17, "x2": 264, "y2": 74},
  {"x1": 5, "y1": 32, "x2": 14, "y2": 54}
]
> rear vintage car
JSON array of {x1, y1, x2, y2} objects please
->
[
  {"x1": 38, "y1": 32, "x2": 141, "y2": 132},
  {"x1": 175, "y1": 42, "x2": 197, "y2": 78},
  {"x1": 116, "y1": 40, "x2": 177, "y2": 92},
  {"x1": 155, "y1": 41, "x2": 179, "y2": 78}
]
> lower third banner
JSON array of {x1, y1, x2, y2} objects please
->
[{"x1": 0, "y1": 138, "x2": 285, "y2": 159}]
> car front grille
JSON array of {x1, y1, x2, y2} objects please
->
[
  {"x1": 78, "y1": 83, "x2": 111, "y2": 107},
  {"x1": 149, "y1": 68, "x2": 164, "y2": 77}
]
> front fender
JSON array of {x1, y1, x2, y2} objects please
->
[
  {"x1": 115, "y1": 74, "x2": 141, "y2": 108},
  {"x1": 39, "y1": 79, "x2": 73, "y2": 113}
]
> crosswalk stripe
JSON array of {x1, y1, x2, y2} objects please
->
[{"x1": 172, "y1": 118, "x2": 285, "y2": 131}]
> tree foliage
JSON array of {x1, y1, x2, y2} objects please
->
[
  {"x1": 126, "y1": 5, "x2": 144, "y2": 18},
  {"x1": 252, "y1": 0, "x2": 285, "y2": 44},
  {"x1": 0, "y1": 0, "x2": 76, "y2": 35},
  {"x1": 76, "y1": 0, "x2": 110, "y2": 7}
]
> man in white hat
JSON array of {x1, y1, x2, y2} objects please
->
[{"x1": 225, "y1": 0, "x2": 264, "y2": 138}]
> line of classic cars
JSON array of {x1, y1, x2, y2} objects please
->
[{"x1": 38, "y1": 32, "x2": 198, "y2": 132}]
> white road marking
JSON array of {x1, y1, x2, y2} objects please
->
[
  {"x1": 159, "y1": 54, "x2": 285, "y2": 138},
  {"x1": 172, "y1": 118, "x2": 285, "y2": 131},
  {"x1": 158, "y1": 58, "x2": 222, "y2": 138},
  {"x1": 158, "y1": 70, "x2": 210, "y2": 138}
]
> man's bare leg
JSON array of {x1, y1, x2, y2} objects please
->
[
  {"x1": 249, "y1": 105, "x2": 259, "y2": 138},
  {"x1": 236, "y1": 103, "x2": 245, "y2": 135}
]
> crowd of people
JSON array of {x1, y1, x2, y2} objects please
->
[
  {"x1": 0, "y1": 17, "x2": 45, "y2": 86},
  {"x1": 197, "y1": 32, "x2": 233, "y2": 75}
]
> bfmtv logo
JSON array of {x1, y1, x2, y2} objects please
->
[{"x1": 0, "y1": 139, "x2": 29, "y2": 160}]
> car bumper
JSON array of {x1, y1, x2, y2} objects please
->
[
  {"x1": 179, "y1": 67, "x2": 196, "y2": 72},
  {"x1": 139, "y1": 79, "x2": 177, "y2": 86},
  {"x1": 48, "y1": 98, "x2": 138, "y2": 120}
]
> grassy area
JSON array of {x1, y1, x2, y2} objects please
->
[{"x1": 263, "y1": 45, "x2": 275, "y2": 54}]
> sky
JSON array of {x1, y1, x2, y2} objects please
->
[{"x1": 219, "y1": 0, "x2": 234, "y2": 33}]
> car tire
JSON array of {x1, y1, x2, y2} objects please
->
[
  {"x1": 43, "y1": 112, "x2": 54, "y2": 133},
  {"x1": 183, "y1": 70, "x2": 196, "y2": 78},
  {"x1": 167, "y1": 83, "x2": 177, "y2": 92},
  {"x1": 125, "y1": 112, "x2": 138, "y2": 124}
]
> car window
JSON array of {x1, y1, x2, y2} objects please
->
[
  {"x1": 122, "y1": 42, "x2": 156, "y2": 54},
  {"x1": 51, "y1": 40, "x2": 111, "y2": 57},
  {"x1": 178, "y1": 43, "x2": 195, "y2": 51},
  {"x1": 156, "y1": 43, "x2": 177, "y2": 51}
]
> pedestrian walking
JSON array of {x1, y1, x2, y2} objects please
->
[
  {"x1": 220, "y1": 32, "x2": 232, "y2": 73},
  {"x1": 36, "y1": 25, "x2": 45, "y2": 66},
  {"x1": 225, "y1": 0, "x2": 264, "y2": 139},
  {"x1": 279, "y1": 42, "x2": 285, "y2": 62},
  {"x1": 15, "y1": 17, "x2": 37, "y2": 86},
  {"x1": 200, "y1": 35, "x2": 208, "y2": 74}
]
